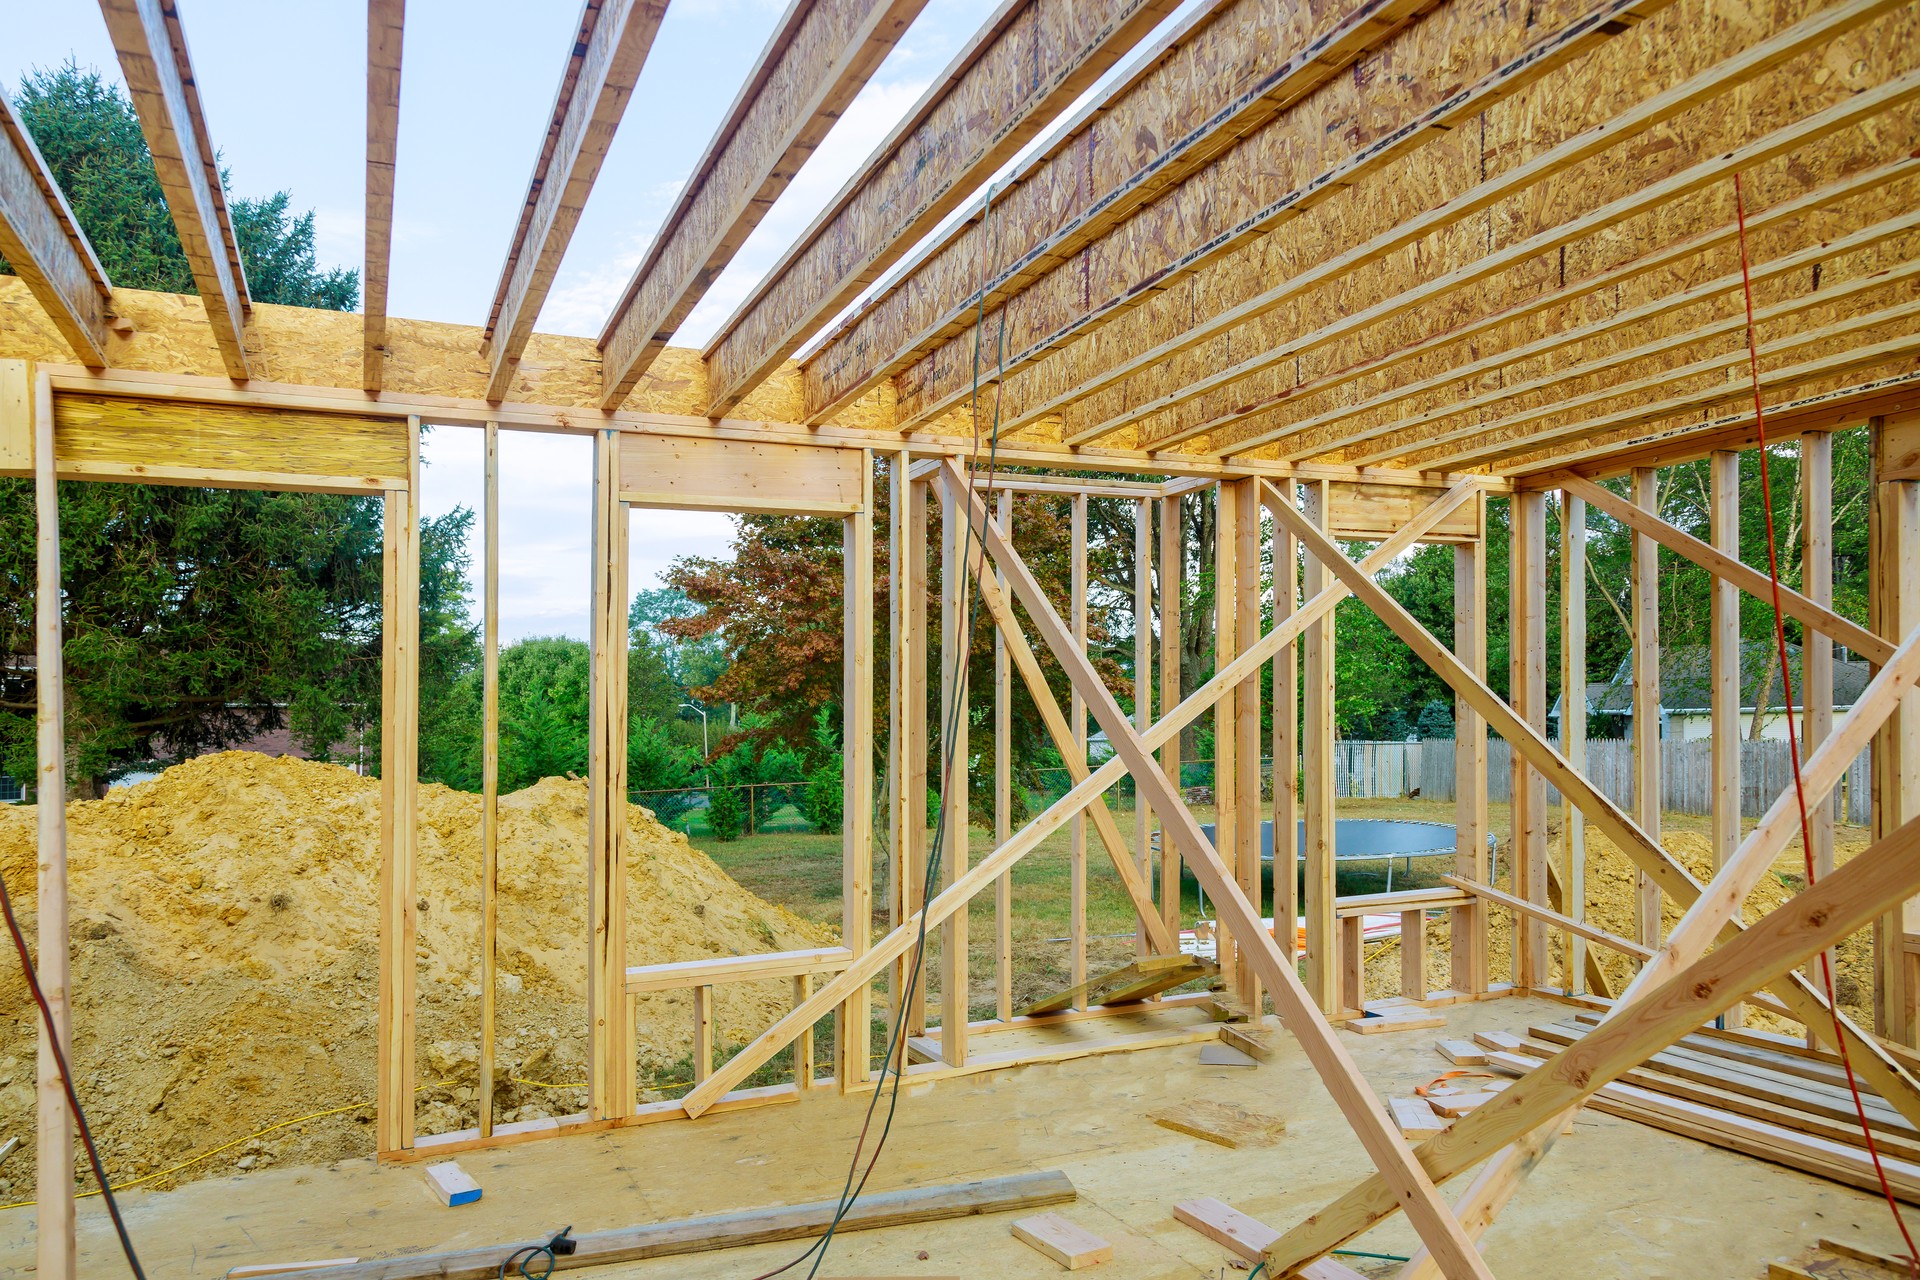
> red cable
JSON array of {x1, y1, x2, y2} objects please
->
[{"x1": 1733, "y1": 171, "x2": 1920, "y2": 1275}]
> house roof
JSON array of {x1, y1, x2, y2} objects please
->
[{"x1": 1587, "y1": 641, "x2": 1871, "y2": 716}]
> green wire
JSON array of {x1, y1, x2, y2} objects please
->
[{"x1": 1334, "y1": 1247, "x2": 1414, "y2": 1263}]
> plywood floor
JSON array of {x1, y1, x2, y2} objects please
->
[{"x1": 1, "y1": 995, "x2": 1909, "y2": 1279}]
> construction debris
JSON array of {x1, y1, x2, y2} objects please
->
[{"x1": 1149, "y1": 1100, "x2": 1287, "y2": 1149}]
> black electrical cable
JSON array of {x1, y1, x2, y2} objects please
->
[
  {"x1": 748, "y1": 180, "x2": 1011, "y2": 1280},
  {"x1": 0, "y1": 861, "x2": 148, "y2": 1278}
]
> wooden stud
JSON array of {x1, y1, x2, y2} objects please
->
[
  {"x1": 1135, "y1": 497, "x2": 1153, "y2": 959},
  {"x1": 377, "y1": 418, "x2": 422, "y2": 1154},
  {"x1": 1159, "y1": 493, "x2": 1184, "y2": 941},
  {"x1": 363, "y1": 0, "x2": 404, "y2": 392},
  {"x1": 1511, "y1": 491, "x2": 1548, "y2": 986},
  {"x1": 1802, "y1": 431, "x2": 1836, "y2": 1036},
  {"x1": 1070, "y1": 493, "x2": 1089, "y2": 1005},
  {"x1": 793, "y1": 974, "x2": 815, "y2": 1092},
  {"x1": 1174, "y1": 1196, "x2": 1282, "y2": 1262},
  {"x1": 1558, "y1": 491, "x2": 1587, "y2": 996},
  {"x1": 1339, "y1": 916, "x2": 1364, "y2": 1014},
  {"x1": 1401, "y1": 910, "x2": 1427, "y2": 1000},
  {"x1": 842, "y1": 451, "x2": 875, "y2": 1085},
  {"x1": 598, "y1": 0, "x2": 926, "y2": 411},
  {"x1": 906, "y1": 476, "x2": 930, "y2": 1038},
  {"x1": 940, "y1": 475, "x2": 970, "y2": 1060},
  {"x1": 996, "y1": 488, "x2": 1015, "y2": 1020},
  {"x1": 887, "y1": 451, "x2": 911, "y2": 1061},
  {"x1": 588, "y1": 429, "x2": 631, "y2": 1118},
  {"x1": 484, "y1": 0, "x2": 668, "y2": 400},
  {"x1": 692, "y1": 984, "x2": 714, "y2": 1085},
  {"x1": 1011, "y1": 1212, "x2": 1114, "y2": 1271},
  {"x1": 1631, "y1": 468, "x2": 1662, "y2": 956},
  {"x1": 1709, "y1": 450, "x2": 1742, "y2": 1025},
  {"x1": 1875, "y1": 412, "x2": 1920, "y2": 1045},
  {"x1": 681, "y1": 480, "x2": 1479, "y2": 1115},
  {"x1": 1213, "y1": 483, "x2": 1240, "y2": 1001},
  {"x1": 1303, "y1": 480, "x2": 1338, "y2": 1013},
  {"x1": 1233, "y1": 481, "x2": 1263, "y2": 1011},
  {"x1": 0, "y1": 95, "x2": 109, "y2": 367},
  {"x1": 479, "y1": 421, "x2": 499, "y2": 1138},
  {"x1": 31, "y1": 367, "x2": 74, "y2": 1280},
  {"x1": 97, "y1": 0, "x2": 251, "y2": 378},
  {"x1": 1267, "y1": 480, "x2": 1301, "y2": 968},
  {"x1": 1453, "y1": 503, "x2": 1490, "y2": 995}
]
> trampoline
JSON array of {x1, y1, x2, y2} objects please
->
[{"x1": 1181, "y1": 818, "x2": 1497, "y2": 894}]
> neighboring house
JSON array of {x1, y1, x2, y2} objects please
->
[
  {"x1": 1552, "y1": 641, "x2": 1870, "y2": 742},
  {"x1": 0, "y1": 773, "x2": 21, "y2": 803}
]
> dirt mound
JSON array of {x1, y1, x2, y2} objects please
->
[{"x1": 0, "y1": 752, "x2": 833, "y2": 1200}]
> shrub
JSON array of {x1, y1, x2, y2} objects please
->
[
  {"x1": 707, "y1": 785, "x2": 745, "y2": 841},
  {"x1": 799, "y1": 706, "x2": 844, "y2": 835}
]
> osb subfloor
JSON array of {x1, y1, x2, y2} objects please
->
[{"x1": 2, "y1": 995, "x2": 1909, "y2": 1279}]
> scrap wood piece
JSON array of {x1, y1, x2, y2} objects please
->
[
  {"x1": 1172, "y1": 1196, "x2": 1279, "y2": 1262},
  {"x1": 1436, "y1": 1038, "x2": 1488, "y2": 1065},
  {"x1": 1022, "y1": 954, "x2": 1217, "y2": 1017},
  {"x1": 1472, "y1": 1029, "x2": 1527, "y2": 1053},
  {"x1": 1427, "y1": 1089, "x2": 1505, "y2": 1119},
  {"x1": 1344, "y1": 1009, "x2": 1446, "y2": 1035},
  {"x1": 1219, "y1": 1022, "x2": 1283, "y2": 1061},
  {"x1": 227, "y1": 1264, "x2": 361, "y2": 1279},
  {"x1": 1011, "y1": 1212, "x2": 1113, "y2": 1270},
  {"x1": 424, "y1": 1160, "x2": 480, "y2": 1206},
  {"x1": 303, "y1": 1170, "x2": 1075, "y2": 1279},
  {"x1": 1817, "y1": 1237, "x2": 1918, "y2": 1271},
  {"x1": 1390, "y1": 1096, "x2": 1447, "y2": 1139},
  {"x1": 1150, "y1": 1099, "x2": 1287, "y2": 1149}
]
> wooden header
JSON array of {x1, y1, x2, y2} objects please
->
[
  {"x1": 1, "y1": 389, "x2": 412, "y2": 492},
  {"x1": 618, "y1": 433, "x2": 866, "y2": 515},
  {"x1": 1328, "y1": 480, "x2": 1480, "y2": 544}
]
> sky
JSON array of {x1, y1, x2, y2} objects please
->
[{"x1": 4, "y1": 0, "x2": 1180, "y2": 640}]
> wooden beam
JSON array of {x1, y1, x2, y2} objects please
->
[
  {"x1": 0, "y1": 92, "x2": 110, "y2": 366},
  {"x1": 1070, "y1": 492, "x2": 1089, "y2": 1004},
  {"x1": 1134, "y1": 497, "x2": 1154, "y2": 958},
  {"x1": 705, "y1": 0, "x2": 1180, "y2": 418},
  {"x1": 1631, "y1": 469, "x2": 1662, "y2": 957},
  {"x1": 867, "y1": 0, "x2": 1675, "y2": 436},
  {"x1": 1801, "y1": 430, "x2": 1835, "y2": 1032},
  {"x1": 1264, "y1": 812, "x2": 1920, "y2": 1274},
  {"x1": 483, "y1": 0, "x2": 669, "y2": 401},
  {"x1": 376, "y1": 419, "x2": 422, "y2": 1154},
  {"x1": 905, "y1": 476, "x2": 930, "y2": 1038},
  {"x1": 588, "y1": 428, "x2": 631, "y2": 1117},
  {"x1": 313, "y1": 1171, "x2": 1076, "y2": 1280},
  {"x1": 1453, "y1": 500, "x2": 1489, "y2": 995},
  {"x1": 681, "y1": 479, "x2": 1478, "y2": 1114},
  {"x1": 1266, "y1": 479, "x2": 1299, "y2": 970},
  {"x1": 98, "y1": 0, "x2": 251, "y2": 377},
  {"x1": 809, "y1": 0, "x2": 1444, "y2": 427},
  {"x1": 1511, "y1": 492, "x2": 1548, "y2": 986},
  {"x1": 1233, "y1": 480, "x2": 1262, "y2": 1010},
  {"x1": 940, "y1": 467, "x2": 971, "y2": 1061},
  {"x1": 996, "y1": 488, "x2": 1015, "y2": 1015},
  {"x1": 31, "y1": 367, "x2": 74, "y2": 1280},
  {"x1": 942, "y1": 460, "x2": 1495, "y2": 1280},
  {"x1": 1875, "y1": 412, "x2": 1920, "y2": 1046},
  {"x1": 1303, "y1": 479, "x2": 1337, "y2": 1012},
  {"x1": 597, "y1": 0, "x2": 928, "y2": 411},
  {"x1": 987, "y1": 0, "x2": 1882, "y2": 443},
  {"x1": 841, "y1": 451, "x2": 875, "y2": 1086},
  {"x1": 1559, "y1": 491, "x2": 1588, "y2": 995},
  {"x1": 1443, "y1": 877, "x2": 1652, "y2": 962},
  {"x1": 1213, "y1": 483, "x2": 1239, "y2": 997},
  {"x1": 479, "y1": 420, "x2": 499, "y2": 1138},
  {"x1": 1159, "y1": 491, "x2": 1184, "y2": 942},
  {"x1": 887, "y1": 450, "x2": 913, "y2": 1051},
  {"x1": 1709, "y1": 450, "x2": 1741, "y2": 1024},
  {"x1": 363, "y1": 0, "x2": 405, "y2": 392},
  {"x1": 1562, "y1": 474, "x2": 1895, "y2": 667}
]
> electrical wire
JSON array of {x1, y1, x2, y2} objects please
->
[
  {"x1": 748, "y1": 180, "x2": 1012, "y2": 1280},
  {"x1": 0, "y1": 860, "x2": 147, "y2": 1278},
  {"x1": 1732, "y1": 169, "x2": 1920, "y2": 1277}
]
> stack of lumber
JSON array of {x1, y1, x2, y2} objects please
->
[{"x1": 1480, "y1": 1018, "x2": 1920, "y2": 1203}]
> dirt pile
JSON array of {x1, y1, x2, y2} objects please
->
[{"x1": 0, "y1": 752, "x2": 833, "y2": 1200}]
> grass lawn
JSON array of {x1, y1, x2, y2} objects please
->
[{"x1": 688, "y1": 795, "x2": 1478, "y2": 1019}]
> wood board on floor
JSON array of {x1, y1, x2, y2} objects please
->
[{"x1": 1149, "y1": 1100, "x2": 1287, "y2": 1148}]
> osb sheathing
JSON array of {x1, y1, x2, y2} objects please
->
[
  {"x1": 1124, "y1": 0, "x2": 1920, "y2": 465},
  {"x1": 0, "y1": 277, "x2": 895, "y2": 432}
]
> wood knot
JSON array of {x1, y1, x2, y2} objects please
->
[
  {"x1": 1691, "y1": 981, "x2": 1714, "y2": 1000},
  {"x1": 1807, "y1": 908, "x2": 1830, "y2": 928}
]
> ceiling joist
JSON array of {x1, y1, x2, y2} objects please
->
[
  {"x1": 363, "y1": 0, "x2": 405, "y2": 393},
  {"x1": 596, "y1": 0, "x2": 931, "y2": 413},
  {"x1": 98, "y1": 0, "x2": 252, "y2": 379},
  {"x1": 482, "y1": 0, "x2": 669, "y2": 403},
  {"x1": 696, "y1": 0, "x2": 1186, "y2": 419},
  {"x1": 0, "y1": 89, "x2": 112, "y2": 367}
]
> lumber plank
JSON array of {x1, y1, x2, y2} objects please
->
[
  {"x1": 1010, "y1": 1213, "x2": 1113, "y2": 1270},
  {"x1": 1172, "y1": 1197, "x2": 1279, "y2": 1262},
  {"x1": 97, "y1": 0, "x2": 249, "y2": 377},
  {"x1": 1443, "y1": 876, "x2": 1653, "y2": 961},
  {"x1": 0, "y1": 93, "x2": 109, "y2": 366},
  {"x1": 362, "y1": 0, "x2": 404, "y2": 391},
  {"x1": 1022, "y1": 955, "x2": 1214, "y2": 1016},
  {"x1": 482, "y1": 0, "x2": 669, "y2": 400},
  {"x1": 597, "y1": 0, "x2": 927, "y2": 410},
  {"x1": 309, "y1": 1171, "x2": 1077, "y2": 1279},
  {"x1": 1437, "y1": 1040, "x2": 1488, "y2": 1067},
  {"x1": 1150, "y1": 1100, "x2": 1287, "y2": 1149},
  {"x1": 1392, "y1": 1097, "x2": 1448, "y2": 1139}
]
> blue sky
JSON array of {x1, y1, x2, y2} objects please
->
[{"x1": 5, "y1": 1, "x2": 1174, "y2": 639}]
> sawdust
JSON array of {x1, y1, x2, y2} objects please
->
[
  {"x1": 0, "y1": 752, "x2": 833, "y2": 1200},
  {"x1": 1366, "y1": 815, "x2": 1876, "y2": 1031}
]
